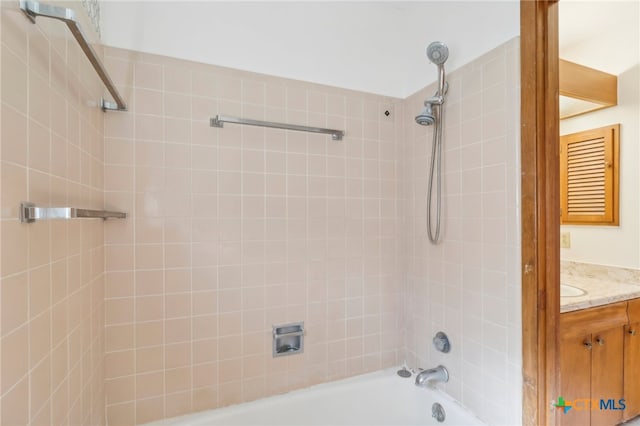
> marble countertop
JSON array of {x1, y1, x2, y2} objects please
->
[{"x1": 560, "y1": 274, "x2": 640, "y2": 313}]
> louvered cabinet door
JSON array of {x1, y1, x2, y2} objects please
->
[{"x1": 560, "y1": 124, "x2": 620, "y2": 225}]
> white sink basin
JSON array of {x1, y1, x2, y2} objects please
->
[{"x1": 561, "y1": 284, "x2": 587, "y2": 297}]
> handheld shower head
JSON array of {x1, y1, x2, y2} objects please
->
[
  {"x1": 426, "y1": 41, "x2": 448, "y2": 97},
  {"x1": 426, "y1": 41, "x2": 449, "y2": 65}
]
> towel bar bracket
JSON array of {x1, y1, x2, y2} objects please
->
[{"x1": 101, "y1": 99, "x2": 119, "y2": 112}]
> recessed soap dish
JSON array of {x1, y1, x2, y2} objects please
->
[{"x1": 273, "y1": 322, "x2": 305, "y2": 357}]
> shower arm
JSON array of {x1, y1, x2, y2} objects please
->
[
  {"x1": 424, "y1": 96, "x2": 444, "y2": 106},
  {"x1": 424, "y1": 82, "x2": 449, "y2": 107}
]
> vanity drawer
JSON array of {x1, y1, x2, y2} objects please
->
[{"x1": 560, "y1": 300, "x2": 628, "y2": 338}]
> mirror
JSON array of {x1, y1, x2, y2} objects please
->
[
  {"x1": 559, "y1": 59, "x2": 617, "y2": 119},
  {"x1": 559, "y1": 1, "x2": 639, "y2": 269}
]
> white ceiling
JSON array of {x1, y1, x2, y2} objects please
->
[
  {"x1": 100, "y1": 1, "x2": 639, "y2": 99},
  {"x1": 559, "y1": 0, "x2": 639, "y2": 75},
  {"x1": 100, "y1": 1, "x2": 520, "y2": 98}
]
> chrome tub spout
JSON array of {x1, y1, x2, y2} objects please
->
[{"x1": 415, "y1": 365, "x2": 449, "y2": 387}]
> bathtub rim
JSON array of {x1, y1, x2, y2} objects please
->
[{"x1": 142, "y1": 366, "x2": 485, "y2": 426}]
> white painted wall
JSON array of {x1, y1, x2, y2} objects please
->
[
  {"x1": 559, "y1": 0, "x2": 640, "y2": 269},
  {"x1": 560, "y1": 63, "x2": 640, "y2": 268},
  {"x1": 100, "y1": 1, "x2": 519, "y2": 98},
  {"x1": 559, "y1": 0, "x2": 639, "y2": 76}
]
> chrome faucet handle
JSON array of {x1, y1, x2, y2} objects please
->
[{"x1": 433, "y1": 332, "x2": 451, "y2": 353}]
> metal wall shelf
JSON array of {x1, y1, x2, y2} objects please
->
[{"x1": 20, "y1": 202, "x2": 127, "y2": 223}]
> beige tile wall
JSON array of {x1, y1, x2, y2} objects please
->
[
  {"x1": 0, "y1": 5, "x2": 522, "y2": 424},
  {"x1": 102, "y1": 47, "x2": 404, "y2": 424},
  {"x1": 0, "y1": 2, "x2": 106, "y2": 425},
  {"x1": 402, "y1": 37, "x2": 522, "y2": 425}
]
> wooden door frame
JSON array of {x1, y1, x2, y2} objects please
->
[{"x1": 520, "y1": 1, "x2": 560, "y2": 425}]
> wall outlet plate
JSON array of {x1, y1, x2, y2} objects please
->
[{"x1": 560, "y1": 232, "x2": 571, "y2": 248}]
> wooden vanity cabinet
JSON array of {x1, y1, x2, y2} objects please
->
[
  {"x1": 559, "y1": 302, "x2": 627, "y2": 426},
  {"x1": 624, "y1": 298, "x2": 640, "y2": 421}
]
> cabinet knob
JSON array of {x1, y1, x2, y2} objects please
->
[
  {"x1": 596, "y1": 336, "x2": 605, "y2": 346},
  {"x1": 630, "y1": 329, "x2": 637, "y2": 336},
  {"x1": 584, "y1": 340, "x2": 592, "y2": 349}
]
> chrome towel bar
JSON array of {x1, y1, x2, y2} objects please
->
[
  {"x1": 20, "y1": 202, "x2": 127, "y2": 223},
  {"x1": 19, "y1": 0, "x2": 127, "y2": 112},
  {"x1": 211, "y1": 114, "x2": 345, "y2": 141}
]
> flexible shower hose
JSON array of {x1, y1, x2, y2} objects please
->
[{"x1": 426, "y1": 104, "x2": 443, "y2": 244}]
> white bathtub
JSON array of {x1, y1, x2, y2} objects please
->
[{"x1": 146, "y1": 368, "x2": 484, "y2": 426}]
